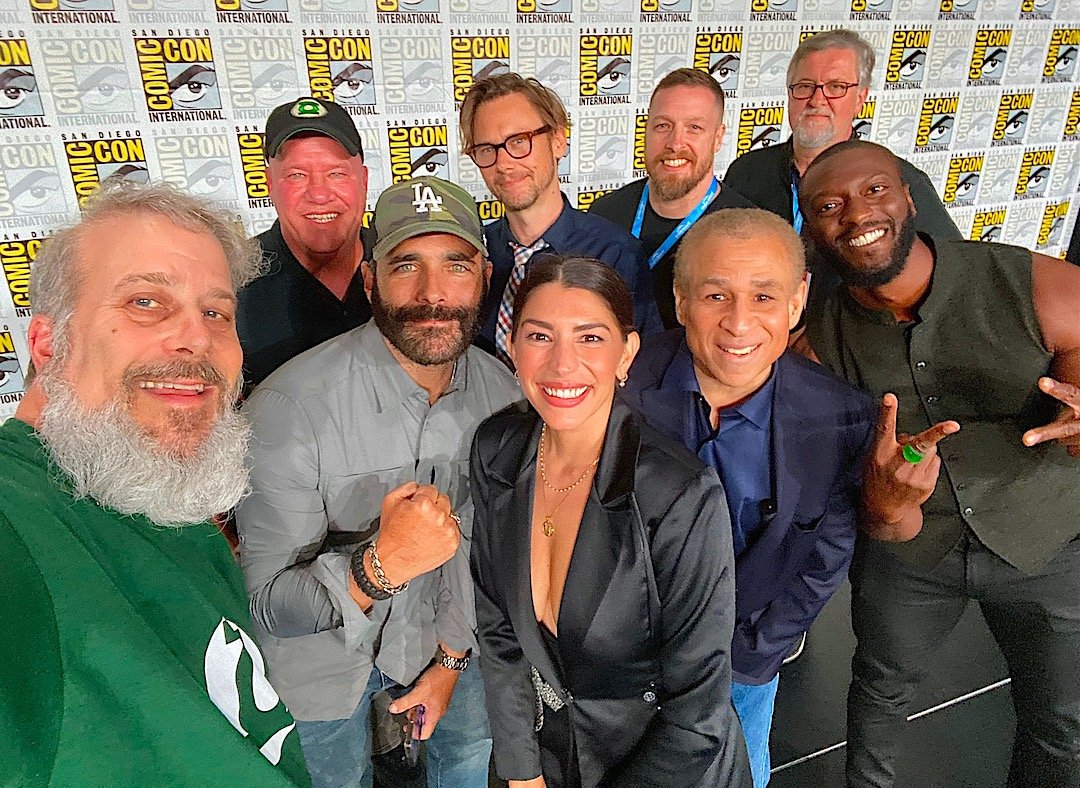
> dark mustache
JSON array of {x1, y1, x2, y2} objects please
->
[{"x1": 393, "y1": 304, "x2": 472, "y2": 323}]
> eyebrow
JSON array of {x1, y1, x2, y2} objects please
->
[
  {"x1": 520, "y1": 318, "x2": 613, "y2": 332},
  {"x1": 386, "y1": 250, "x2": 476, "y2": 264},
  {"x1": 113, "y1": 272, "x2": 236, "y2": 304},
  {"x1": 699, "y1": 276, "x2": 783, "y2": 289}
]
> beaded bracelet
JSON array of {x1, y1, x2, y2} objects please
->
[{"x1": 350, "y1": 544, "x2": 391, "y2": 601}]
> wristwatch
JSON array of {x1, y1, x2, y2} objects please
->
[{"x1": 435, "y1": 646, "x2": 470, "y2": 672}]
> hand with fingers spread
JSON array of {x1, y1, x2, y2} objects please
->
[
  {"x1": 861, "y1": 393, "x2": 960, "y2": 542},
  {"x1": 1023, "y1": 377, "x2": 1080, "y2": 457},
  {"x1": 366, "y1": 481, "x2": 461, "y2": 589}
]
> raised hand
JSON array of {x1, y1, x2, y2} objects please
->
[
  {"x1": 1022, "y1": 377, "x2": 1080, "y2": 457},
  {"x1": 861, "y1": 393, "x2": 960, "y2": 541},
  {"x1": 373, "y1": 482, "x2": 461, "y2": 587}
]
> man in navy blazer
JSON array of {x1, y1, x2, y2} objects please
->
[{"x1": 623, "y1": 208, "x2": 876, "y2": 787}]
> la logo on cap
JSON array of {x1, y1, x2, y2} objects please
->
[
  {"x1": 412, "y1": 182, "x2": 444, "y2": 214},
  {"x1": 292, "y1": 99, "x2": 327, "y2": 118}
]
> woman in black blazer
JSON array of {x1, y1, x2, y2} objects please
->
[{"x1": 470, "y1": 257, "x2": 751, "y2": 788}]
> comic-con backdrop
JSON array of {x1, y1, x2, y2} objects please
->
[{"x1": 1, "y1": 0, "x2": 1078, "y2": 418}]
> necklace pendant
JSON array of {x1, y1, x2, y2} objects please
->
[{"x1": 542, "y1": 516, "x2": 555, "y2": 537}]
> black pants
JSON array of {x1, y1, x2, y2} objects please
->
[{"x1": 846, "y1": 533, "x2": 1080, "y2": 788}]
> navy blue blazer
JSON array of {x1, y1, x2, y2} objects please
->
[{"x1": 623, "y1": 330, "x2": 877, "y2": 684}]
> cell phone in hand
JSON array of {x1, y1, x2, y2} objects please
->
[{"x1": 404, "y1": 704, "x2": 426, "y2": 766}]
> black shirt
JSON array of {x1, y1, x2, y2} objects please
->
[{"x1": 237, "y1": 220, "x2": 374, "y2": 389}]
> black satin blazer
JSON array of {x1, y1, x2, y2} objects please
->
[{"x1": 469, "y1": 399, "x2": 752, "y2": 788}]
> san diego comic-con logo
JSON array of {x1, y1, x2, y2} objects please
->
[
  {"x1": 632, "y1": 110, "x2": 647, "y2": 178},
  {"x1": 39, "y1": 30, "x2": 138, "y2": 125},
  {"x1": 938, "y1": 0, "x2": 976, "y2": 20},
  {"x1": 854, "y1": 100, "x2": 875, "y2": 140},
  {"x1": 377, "y1": 0, "x2": 442, "y2": 24},
  {"x1": 576, "y1": 114, "x2": 628, "y2": 180},
  {"x1": 693, "y1": 30, "x2": 741, "y2": 96},
  {"x1": 942, "y1": 154, "x2": 983, "y2": 205},
  {"x1": 1065, "y1": 91, "x2": 1080, "y2": 142},
  {"x1": 476, "y1": 197, "x2": 504, "y2": 225},
  {"x1": 850, "y1": 0, "x2": 891, "y2": 21},
  {"x1": 214, "y1": 0, "x2": 289, "y2": 23},
  {"x1": 221, "y1": 31, "x2": 297, "y2": 121},
  {"x1": 969, "y1": 27, "x2": 1011, "y2": 86},
  {"x1": 885, "y1": 28, "x2": 930, "y2": 91},
  {"x1": 0, "y1": 329, "x2": 26, "y2": 405},
  {"x1": 64, "y1": 133, "x2": 148, "y2": 207},
  {"x1": 736, "y1": 103, "x2": 784, "y2": 157},
  {"x1": 915, "y1": 94, "x2": 957, "y2": 153},
  {"x1": 304, "y1": 34, "x2": 376, "y2": 115},
  {"x1": 970, "y1": 207, "x2": 1006, "y2": 242},
  {"x1": 579, "y1": 31, "x2": 632, "y2": 106},
  {"x1": 379, "y1": 34, "x2": 447, "y2": 114},
  {"x1": 28, "y1": 0, "x2": 119, "y2": 24},
  {"x1": 0, "y1": 38, "x2": 45, "y2": 129},
  {"x1": 992, "y1": 91, "x2": 1033, "y2": 147},
  {"x1": 750, "y1": 0, "x2": 796, "y2": 21},
  {"x1": 1015, "y1": 148, "x2": 1053, "y2": 199},
  {"x1": 640, "y1": 0, "x2": 692, "y2": 23},
  {"x1": 1037, "y1": 200, "x2": 1069, "y2": 249},
  {"x1": 577, "y1": 186, "x2": 613, "y2": 211},
  {"x1": 1019, "y1": 0, "x2": 1054, "y2": 20},
  {"x1": 154, "y1": 128, "x2": 238, "y2": 203},
  {"x1": 134, "y1": 34, "x2": 224, "y2": 123},
  {"x1": 387, "y1": 121, "x2": 449, "y2": 184},
  {"x1": 451, "y1": 33, "x2": 511, "y2": 104},
  {"x1": 1, "y1": 238, "x2": 37, "y2": 319},
  {"x1": 516, "y1": 0, "x2": 572, "y2": 24},
  {"x1": 1043, "y1": 28, "x2": 1079, "y2": 84},
  {"x1": 235, "y1": 129, "x2": 273, "y2": 209},
  {"x1": 0, "y1": 138, "x2": 70, "y2": 224}
]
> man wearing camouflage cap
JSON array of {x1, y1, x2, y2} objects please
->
[{"x1": 236, "y1": 176, "x2": 520, "y2": 788}]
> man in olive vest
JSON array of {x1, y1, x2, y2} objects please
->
[{"x1": 800, "y1": 140, "x2": 1080, "y2": 788}]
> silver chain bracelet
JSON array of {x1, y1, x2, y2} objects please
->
[{"x1": 368, "y1": 542, "x2": 410, "y2": 596}]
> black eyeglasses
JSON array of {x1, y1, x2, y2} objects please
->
[
  {"x1": 467, "y1": 126, "x2": 551, "y2": 168},
  {"x1": 787, "y1": 81, "x2": 860, "y2": 100}
]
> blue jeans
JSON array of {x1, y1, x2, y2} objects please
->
[
  {"x1": 731, "y1": 675, "x2": 780, "y2": 788},
  {"x1": 296, "y1": 662, "x2": 492, "y2": 788}
]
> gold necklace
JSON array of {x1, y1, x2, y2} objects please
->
[{"x1": 537, "y1": 424, "x2": 599, "y2": 537}]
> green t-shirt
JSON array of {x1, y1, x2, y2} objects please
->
[{"x1": 0, "y1": 419, "x2": 310, "y2": 787}]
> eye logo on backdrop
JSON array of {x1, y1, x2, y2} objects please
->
[
  {"x1": 970, "y1": 207, "x2": 1006, "y2": 242},
  {"x1": 64, "y1": 134, "x2": 148, "y2": 206},
  {"x1": 39, "y1": 31, "x2": 137, "y2": 124},
  {"x1": 379, "y1": 33, "x2": 447, "y2": 113},
  {"x1": 0, "y1": 329, "x2": 26, "y2": 404},
  {"x1": 387, "y1": 121, "x2": 449, "y2": 183},
  {"x1": 305, "y1": 34, "x2": 377, "y2": 115},
  {"x1": 0, "y1": 38, "x2": 45, "y2": 128},
  {"x1": 134, "y1": 35, "x2": 224, "y2": 122},
  {"x1": 221, "y1": 31, "x2": 297, "y2": 121},
  {"x1": 854, "y1": 100, "x2": 875, "y2": 140},
  {"x1": 1042, "y1": 28, "x2": 1079, "y2": 84},
  {"x1": 0, "y1": 138, "x2": 70, "y2": 225},
  {"x1": 750, "y1": 0, "x2": 797, "y2": 21},
  {"x1": 28, "y1": 0, "x2": 119, "y2": 24},
  {"x1": 938, "y1": 0, "x2": 976, "y2": 20},
  {"x1": 577, "y1": 114, "x2": 628, "y2": 178},
  {"x1": 992, "y1": 91, "x2": 1032, "y2": 147},
  {"x1": 942, "y1": 154, "x2": 983, "y2": 205},
  {"x1": 915, "y1": 94, "x2": 957, "y2": 153},
  {"x1": 885, "y1": 28, "x2": 930, "y2": 90},
  {"x1": 579, "y1": 30, "x2": 633, "y2": 105},
  {"x1": 1065, "y1": 90, "x2": 1080, "y2": 142},
  {"x1": 154, "y1": 127, "x2": 238, "y2": 204},
  {"x1": 451, "y1": 33, "x2": 511, "y2": 103},
  {"x1": 969, "y1": 27, "x2": 1011, "y2": 86},
  {"x1": 215, "y1": 0, "x2": 289, "y2": 23},
  {"x1": 0, "y1": 238, "x2": 38, "y2": 319},
  {"x1": 640, "y1": 0, "x2": 692, "y2": 22},
  {"x1": 693, "y1": 30, "x2": 741, "y2": 96},
  {"x1": 1037, "y1": 200, "x2": 1069, "y2": 249},
  {"x1": 736, "y1": 103, "x2": 784, "y2": 156},
  {"x1": 1015, "y1": 147, "x2": 1053, "y2": 199},
  {"x1": 850, "y1": 0, "x2": 891, "y2": 21}
]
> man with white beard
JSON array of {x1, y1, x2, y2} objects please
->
[{"x1": 0, "y1": 181, "x2": 310, "y2": 786}]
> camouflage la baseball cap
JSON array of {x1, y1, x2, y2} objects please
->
[
  {"x1": 372, "y1": 176, "x2": 487, "y2": 260},
  {"x1": 264, "y1": 97, "x2": 363, "y2": 160}
]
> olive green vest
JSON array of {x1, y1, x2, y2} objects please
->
[{"x1": 809, "y1": 237, "x2": 1078, "y2": 574}]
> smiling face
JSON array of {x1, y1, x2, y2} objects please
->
[
  {"x1": 645, "y1": 84, "x2": 725, "y2": 203},
  {"x1": 510, "y1": 282, "x2": 638, "y2": 436},
  {"x1": 266, "y1": 135, "x2": 368, "y2": 267},
  {"x1": 675, "y1": 233, "x2": 806, "y2": 408},
  {"x1": 788, "y1": 47, "x2": 867, "y2": 152},
  {"x1": 800, "y1": 144, "x2": 918, "y2": 289},
  {"x1": 46, "y1": 214, "x2": 242, "y2": 458},
  {"x1": 469, "y1": 91, "x2": 564, "y2": 213}
]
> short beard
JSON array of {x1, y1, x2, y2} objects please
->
[
  {"x1": 792, "y1": 111, "x2": 839, "y2": 151},
  {"x1": 36, "y1": 368, "x2": 251, "y2": 528},
  {"x1": 369, "y1": 277, "x2": 484, "y2": 366},
  {"x1": 819, "y1": 211, "x2": 917, "y2": 290},
  {"x1": 647, "y1": 153, "x2": 712, "y2": 203}
]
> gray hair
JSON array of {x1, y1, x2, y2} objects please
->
[
  {"x1": 787, "y1": 29, "x2": 876, "y2": 88},
  {"x1": 674, "y1": 208, "x2": 806, "y2": 292},
  {"x1": 31, "y1": 179, "x2": 263, "y2": 350}
]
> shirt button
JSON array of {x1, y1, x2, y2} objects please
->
[
  {"x1": 926, "y1": 395, "x2": 938, "y2": 403},
  {"x1": 956, "y1": 483, "x2": 967, "y2": 491},
  {"x1": 963, "y1": 507, "x2": 974, "y2": 516},
  {"x1": 947, "y1": 454, "x2": 958, "y2": 462},
  {"x1": 915, "y1": 361, "x2": 927, "y2": 370},
  {"x1": 643, "y1": 690, "x2": 657, "y2": 703}
]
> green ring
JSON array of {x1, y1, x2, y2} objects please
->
[{"x1": 902, "y1": 444, "x2": 925, "y2": 464}]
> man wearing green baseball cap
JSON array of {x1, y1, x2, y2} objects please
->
[{"x1": 237, "y1": 176, "x2": 520, "y2": 788}]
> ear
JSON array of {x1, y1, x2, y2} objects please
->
[
  {"x1": 619, "y1": 330, "x2": 641, "y2": 380},
  {"x1": 903, "y1": 182, "x2": 916, "y2": 218},
  {"x1": 481, "y1": 256, "x2": 493, "y2": 288},
  {"x1": 552, "y1": 126, "x2": 569, "y2": 160},
  {"x1": 26, "y1": 314, "x2": 57, "y2": 372},
  {"x1": 788, "y1": 274, "x2": 809, "y2": 331},
  {"x1": 713, "y1": 121, "x2": 726, "y2": 155},
  {"x1": 361, "y1": 260, "x2": 375, "y2": 299},
  {"x1": 854, "y1": 85, "x2": 869, "y2": 116},
  {"x1": 673, "y1": 285, "x2": 688, "y2": 327}
]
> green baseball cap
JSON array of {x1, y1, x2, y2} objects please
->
[
  {"x1": 373, "y1": 176, "x2": 487, "y2": 260},
  {"x1": 264, "y1": 97, "x2": 363, "y2": 160}
]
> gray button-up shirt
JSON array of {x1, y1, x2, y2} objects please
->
[{"x1": 236, "y1": 321, "x2": 520, "y2": 721}]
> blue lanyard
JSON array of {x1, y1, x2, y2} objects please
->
[
  {"x1": 790, "y1": 168, "x2": 804, "y2": 234},
  {"x1": 632, "y1": 177, "x2": 720, "y2": 270}
]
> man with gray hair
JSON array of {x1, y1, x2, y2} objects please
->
[
  {"x1": 0, "y1": 180, "x2": 309, "y2": 785},
  {"x1": 724, "y1": 29, "x2": 959, "y2": 241}
]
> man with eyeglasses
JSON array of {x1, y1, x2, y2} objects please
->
[
  {"x1": 459, "y1": 72, "x2": 662, "y2": 366},
  {"x1": 724, "y1": 30, "x2": 959, "y2": 242}
]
